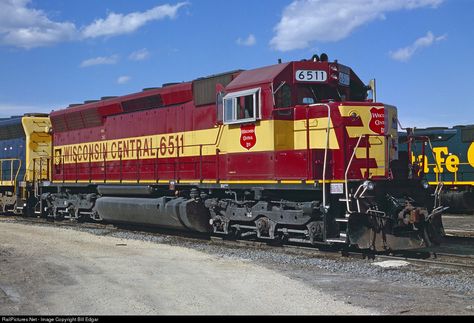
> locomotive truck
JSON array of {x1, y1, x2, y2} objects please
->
[{"x1": 0, "y1": 54, "x2": 446, "y2": 251}]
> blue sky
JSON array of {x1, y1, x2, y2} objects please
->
[{"x1": 0, "y1": 0, "x2": 472, "y2": 128}]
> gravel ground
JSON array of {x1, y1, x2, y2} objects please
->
[
  {"x1": 0, "y1": 221, "x2": 375, "y2": 315},
  {"x1": 0, "y1": 218, "x2": 473, "y2": 315}
]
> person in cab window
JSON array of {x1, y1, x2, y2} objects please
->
[{"x1": 244, "y1": 95, "x2": 253, "y2": 119}]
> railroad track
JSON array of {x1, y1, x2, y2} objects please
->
[
  {"x1": 2, "y1": 216, "x2": 473, "y2": 270},
  {"x1": 209, "y1": 236, "x2": 474, "y2": 270},
  {"x1": 444, "y1": 229, "x2": 474, "y2": 238}
]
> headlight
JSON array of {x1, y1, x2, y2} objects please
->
[
  {"x1": 363, "y1": 180, "x2": 375, "y2": 190},
  {"x1": 421, "y1": 180, "x2": 430, "y2": 189}
]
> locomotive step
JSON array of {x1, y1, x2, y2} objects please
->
[
  {"x1": 325, "y1": 238, "x2": 347, "y2": 243},
  {"x1": 326, "y1": 233, "x2": 347, "y2": 243}
]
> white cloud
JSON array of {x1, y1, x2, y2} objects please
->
[
  {"x1": 80, "y1": 55, "x2": 119, "y2": 68},
  {"x1": 236, "y1": 34, "x2": 256, "y2": 47},
  {"x1": 271, "y1": 0, "x2": 444, "y2": 51},
  {"x1": 129, "y1": 48, "x2": 150, "y2": 61},
  {"x1": 117, "y1": 76, "x2": 131, "y2": 84},
  {"x1": 0, "y1": 0, "x2": 77, "y2": 49},
  {"x1": 389, "y1": 31, "x2": 446, "y2": 62},
  {"x1": 0, "y1": 1, "x2": 189, "y2": 49},
  {"x1": 81, "y1": 2, "x2": 189, "y2": 39}
]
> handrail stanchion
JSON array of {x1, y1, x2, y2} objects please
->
[
  {"x1": 119, "y1": 152, "x2": 123, "y2": 184},
  {"x1": 216, "y1": 149, "x2": 220, "y2": 182},
  {"x1": 199, "y1": 144, "x2": 203, "y2": 182},
  {"x1": 103, "y1": 152, "x2": 107, "y2": 183},
  {"x1": 345, "y1": 135, "x2": 364, "y2": 213},
  {"x1": 33, "y1": 158, "x2": 36, "y2": 184},
  {"x1": 62, "y1": 155, "x2": 65, "y2": 183},
  {"x1": 137, "y1": 148, "x2": 140, "y2": 184},
  {"x1": 366, "y1": 135, "x2": 370, "y2": 179},
  {"x1": 47, "y1": 157, "x2": 51, "y2": 181},
  {"x1": 155, "y1": 148, "x2": 159, "y2": 183},
  {"x1": 176, "y1": 141, "x2": 180, "y2": 182},
  {"x1": 305, "y1": 108, "x2": 311, "y2": 179},
  {"x1": 39, "y1": 158, "x2": 43, "y2": 182},
  {"x1": 89, "y1": 152, "x2": 92, "y2": 183},
  {"x1": 75, "y1": 158, "x2": 78, "y2": 183}
]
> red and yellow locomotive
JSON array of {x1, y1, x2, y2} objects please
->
[{"x1": 28, "y1": 54, "x2": 445, "y2": 250}]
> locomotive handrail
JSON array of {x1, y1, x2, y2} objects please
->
[
  {"x1": 30, "y1": 157, "x2": 51, "y2": 198},
  {"x1": 307, "y1": 104, "x2": 331, "y2": 210},
  {"x1": 345, "y1": 135, "x2": 363, "y2": 213},
  {"x1": 344, "y1": 134, "x2": 392, "y2": 213},
  {"x1": 31, "y1": 157, "x2": 51, "y2": 181},
  {"x1": 406, "y1": 134, "x2": 428, "y2": 178},
  {"x1": 426, "y1": 137, "x2": 442, "y2": 181},
  {"x1": 0, "y1": 159, "x2": 22, "y2": 193},
  {"x1": 53, "y1": 125, "x2": 225, "y2": 184},
  {"x1": 405, "y1": 134, "x2": 442, "y2": 179}
]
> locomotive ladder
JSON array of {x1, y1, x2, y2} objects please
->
[
  {"x1": 326, "y1": 135, "x2": 366, "y2": 244},
  {"x1": 304, "y1": 104, "x2": 349, "y2": 244}
]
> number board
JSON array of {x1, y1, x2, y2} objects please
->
[{"x1": 295, "y1": 70, "x2": 327, "y2": 83}]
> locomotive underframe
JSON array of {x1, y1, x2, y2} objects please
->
[{"x1": 33, "y1": 178, "x2": 442, "y2": 251}]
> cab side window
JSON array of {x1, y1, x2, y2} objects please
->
[{"x1": 223, "y1": 88, "x2": 261, "y2": 124}]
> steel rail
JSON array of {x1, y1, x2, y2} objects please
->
[{"x1": 2, "y1": 216, "x2": 473, "y2": 270}]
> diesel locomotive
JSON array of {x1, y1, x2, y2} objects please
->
[
  {"x1": 399, "y1": 125, "x2": 474, "y2": 211},
  {"x1": 0, "y1": 54, "x2": 447, "y2": 251}
]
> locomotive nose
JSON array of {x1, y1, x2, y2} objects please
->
[{"x1": 347, "y1": 206, "x2": 446, "y2": 251}]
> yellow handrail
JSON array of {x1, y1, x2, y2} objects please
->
[
  {"x1": 0, "y1": 158, "x2": 22, "y2": 193},
  {"x1": 29, "y1": 157, "x2": 51, "y2": 182}
]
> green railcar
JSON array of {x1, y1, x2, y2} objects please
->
[{"x1": 399, "y1": 125, "x2": 474, "y2": 211}]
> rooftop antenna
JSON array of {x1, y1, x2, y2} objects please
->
[{"x1": 368, "y1": 79, "x2": 377, "y2": 102}]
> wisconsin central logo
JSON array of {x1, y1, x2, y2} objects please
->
[
  {"x1": 240, "y1": 124, "x2": 256, "y2": 150},
  {"x1": 369, "y1": 107, "x2": 385, "y2": 135}
]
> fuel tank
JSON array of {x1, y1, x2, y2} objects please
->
[{"x1": 94, "y1": 196, "x2": 211, "y2": 233}]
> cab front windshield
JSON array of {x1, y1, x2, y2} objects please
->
[
  {"x1": 297, "y1": 84, "x2": 368, "y2": 105},
  {"x1": 274, "y1": 82, "x2": 368, "y2": 108}
]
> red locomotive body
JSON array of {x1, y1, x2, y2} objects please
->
[
  {"x1": 51, "y1": 61, "x2": 390, "y2": 184},
  {"x1": 39, "y1": 55, "x2": 445, "y2": 251}
]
